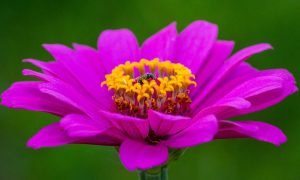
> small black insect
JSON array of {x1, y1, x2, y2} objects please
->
[{"x1": 136, "y1": 73, "x2": 156, "y2": 84}]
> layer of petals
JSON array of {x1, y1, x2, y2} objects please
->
[
  {"x1": 42, "y1": 44, "x2": 112, "y2": 110},
  {"x1": 197, "y1": 69, "x2": 297, "y2": 118},
  {"x1": 236, "y1": 69, "x2": 297, "y2": 116},
  {"x1": 23, "y1": 59, "x2": 77, "y2": 85},
  {"x1": 1, "y1": 81, "x2": 79, "y2": 116},
  {"x1": 192, "y1": 43, "x2": 273, "y2": 110},
  {"x1": 39, "y1": 80, "x2": 104, "y2": 122},
  {"x1": 191, "y1": 40, "x2": 234, "y2": 98}
]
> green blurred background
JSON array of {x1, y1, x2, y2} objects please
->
[{"x1": 0, "y1": 0, "x2": 299, "y2": 179}]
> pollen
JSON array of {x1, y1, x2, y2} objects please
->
[{"x1": 101, "y1": 58, "x2": 196, "y2": 118}]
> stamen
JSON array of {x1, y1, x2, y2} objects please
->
[{"x1": 101, "y1": 58, "x2": 196, "y2": 118}]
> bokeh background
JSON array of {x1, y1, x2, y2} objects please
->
[{"x1": 0, "y1": 0, "x2": 299, "y2": 179}]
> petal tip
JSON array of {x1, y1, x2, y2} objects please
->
[{"x1": 26, "y1": 137, "x2": 42, "y2": 150}]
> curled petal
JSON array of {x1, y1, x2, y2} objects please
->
[
  {"x1": 194, "y1": 97, "x2": 251, "y2": 118},
  {"x1": 216, "y1": 120, "x2": 287, "y2": 146},
  {"x1": 27, "y1": 123, "x2": 79, "y2": 149}
]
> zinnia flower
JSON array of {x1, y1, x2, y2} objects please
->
[{"x1": 1, "y1": 20, "x2": 297, "y2": 172}]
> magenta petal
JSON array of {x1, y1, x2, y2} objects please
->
[
  {"x1": 22, "y1": 69, "x2": 53, "y2": 82},
  {"x1": 23, "y1": 59, "x2": 77, "y2": 84},
  {"x1": 223, "y1": 76, "x2": 283, "y2": 99},
  {"x1": 99, "y1": 110, "x2": 149, "y2": 140},
  {"x1": 216, "y1": 120, "x2": 287, "y2": 146},
  {"x1": 23, "y1": 59, "x2": 58, "y2": 75},
  {"x1": 1, "y1": 81, "x2": 79, "y2": 116},
  {"x1": 175, "y1": 20, "x2": 218, "y2": 74},
  {"x1": 148, "y1": 110, "x2": 191, "y2": 136},
  {"x1": 97, "y1": 29, "x2": 140, "y2": 72},
  {"x1": 76, "y1": 128, "x2": 125, "y2": 146},
  {"x1": 192, "y1": 43, "x2": 273, "y2": 110},
  {"x1": 119, "y1": 139, "x2": 168, "y2": 171},
  {"x1": 27, "y1": 123, "x2": 78, "y2": 149},
  {"x1": 194, "y1": 97, "x2": 251, "y2": 118},
  {"x1": 141, "y1": 22, "x2": 177, "y2": 60},
  {"x1": 60, "y1": 114, "x2": 110, "y2": 137},
  {"x1": 27, "y1": 123, "x2": 123, "y2": 149},
  {"x1": 163, "y1": 115, "x2": 218, "y2": 148},
  {"x1": 223, "y1": 62, "x2": 258, "y2": 83}
]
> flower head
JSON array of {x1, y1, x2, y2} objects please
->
[
  {"x1": 101, "y1": 59, "x2": 196, "y2": 118},
  {"x1": 1, "y1": 20, "x2": 297, "y2": 171}
]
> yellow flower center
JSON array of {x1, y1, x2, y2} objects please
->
[{"x1": 101, "y1": 58, "x2": 196, "y2": 118}]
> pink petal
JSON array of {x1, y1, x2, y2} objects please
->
[
  {"x1": 175, "y1": 20, "x2": 218, "y2": 74},
  {"x1": 192, "y1": 43, "x2": 273, "y2": 110},
  {"x1": 148, "y1": 110, "x2": 191, "y2": 136},
  {"x1": 119, "y1": 139, "x2": 168, "y2": 171},
  {"x1": 60, "y1": 114, "x2": 110, "y2": 137},
  {"x1": 23, "y1": 59, "x2": 77, "y2": 85},
  {"x1": 1, "y1": 81, "x2": 79, "y2": 116},
  {"x1": 42, "y1": 44, "x2": 74, "y2": 64},
  {"x1": 27, "y1": 123, "x2": 123, "y2": 149},
  {"x1": 141, "y1": 22, "x2": 177, "y2": 60},
  {"x1": 191, "y1": 40, "x2": 234, "y2": 98},
  {"x1": 194, "y1": 97, "x2": 251, "y2": 118},
  {"x1": 97, "y1": 29, "x2": 140, "y2": 72},
  {"x1": 99, "y1": 110, "x2": 149, "y2": 140},
  {"x1": 222, "y1": 62, "x2": 258, "y2": 83},
  {"x1": 27, "y1": 123, "x2": 79, "y2": 149},
  {"x1": 216, "y1": 120, "x2": 287, "y2": 146},
  {"x1": 163, "y1": 115, "x2": 218, "y2": 148},
  {"x1": 22, "y1": 69, "x2": 53, "y2": 82}
]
